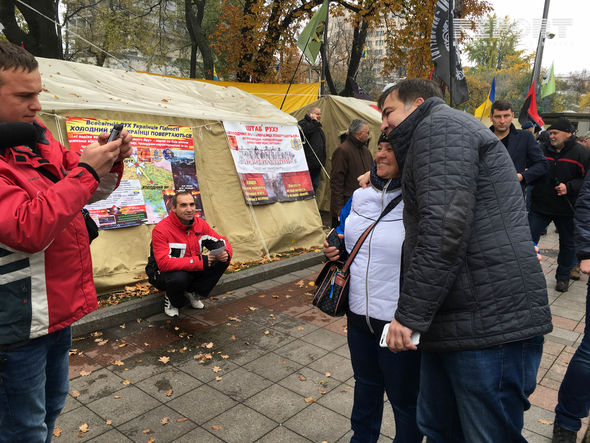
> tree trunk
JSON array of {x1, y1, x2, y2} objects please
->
[
  {"x1": 340, "y1": 18, "x2": 369, "y2": 96},
  {"x1": 320, "y1": 43, "x2": 337, "y2": 94},
  {"x1": 185, "y1": 0, "x2": 215, "y2": 79},
  {"x1": 0, "y1": 0, "x2": 63, "y2": 59}
]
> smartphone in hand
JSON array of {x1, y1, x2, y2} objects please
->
[
  {"x1": 107, "y1": 123, "x2": 124, "y2": 142},
  {"x1": 326, "y1": 228, "x2": 342, "y2": 249}
]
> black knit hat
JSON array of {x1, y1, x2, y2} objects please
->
[
  {"x1": 548, "y1": 117, "x2": 573, "y2": 133},
  {"x1": 377, "y1": 132, "x2": 389, "y2": 144}
]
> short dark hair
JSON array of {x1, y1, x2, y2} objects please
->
[
  {"x1": 171, "y1": 190, "x2": 194, "y2": 207},
  {"x1": 490, "y1": 99, "x2": 512, "y2": 114},
  {"x1": 0, "y1": 42, "x2": 38, "y2": 83},
  {"x1": 378, "y1": 79, "x2": 443, "y2": 110}
]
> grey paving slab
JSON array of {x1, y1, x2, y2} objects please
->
[
  {"x1": 523, "y1": 405, "x2": 555, "y2": 439},
  {"x1": 245, "y1": 327, "x2": 297, "y2": 351},
  {"x1": 333, "y1": 343, "x2": 352, "y2": 360},
  {"x1": 549, "y1": 305, "x2": 586, "y2": 321},
  {"x1": 316, "y1": 383, "x2": 354, "y2": 418},
  {"x1": 86, "y1": 429, "x2": 134, "y2": 442},
  {"x1": 244, "y1": 384, "x2": 310, "y2": 424},
  {"x1": 167, "y1": 384, "x2": 237, "y2": 425},
  {"x1": 174, "y1": 426, "x2": 225, "y2": 442},
  {"x1": 85, "y1": 386, "x2": 161, "y2": 426},
  {"x1": 336, "y1": 429, "x2": 354, "y2": 442},
  {"x1": 117, "y1": 404, "x2": 197, "y2": 443},
  {"x1": 545, "y1": 327, "x2": 581, "y2": 346},
  {"x1": 61, "y1": 394, "x2": 83, "y2": 414},
  {"x1": 256, "y1": 424, "x2": 313, "y2": 443},
  {"x1": 203, "y1": 404, "x2": 278, "y2": 443},
  {"x1": 210, "y1": 366, "x2": 273, "y2": 402},
  {"x1": 274, "y1": 338, "x2": 330, "y2": 365},
  {"x1": 106, "y1": 351, "x2": 170, "y2": 384},
  {"x1": 522, "y1": 429, "x2": 552, "y2": 443},
  {"x1": 278, "y1": 366, "x2": 339, "y2": 398},
  {"x1": 251, "y1": 278, "x2": 288, "y2": 291},
  {"x1": 300, "y1": 327, "x2": 349, "y2": 351},
  {"x1": 54, "y1": 406, "x2": 111, "y2": 442},
  {"x1": 134, "y1": 367, "x2": 202, "y2": 403},
  {"x1": 271, "y1": 315, "x2": 319, "y2": 338},
  {"x1": 175, "y1": 355, "x2": 240, "y2": 383},
  {"x1": 284, "y1": 402, "x2": 350, "y2": 442},
  {"x1": 308, "y1": 352, "x2": 355, "y2": 382},
  {"x1": 69, "y1": 368, "x2": 125, "y2": 405},
  {"x1": 271, "y1": 273, "x2": 307, "y2": 285},
  {"x1": 244, "y1": 352, "x2": 303, "y2": 383},
  {"x1": 213, "y1": 339, "x2": 269, "y2": 366}
]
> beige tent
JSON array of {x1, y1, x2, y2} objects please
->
[
  {"x1": 291, "y1": 95, "x2": 382, "y2": 213},
  {"x1": 36, "y1": 58, "x2": 325, "y2": 292}
]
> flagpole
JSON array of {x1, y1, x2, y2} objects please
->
[
  {"x1": 531, "y1": 0, "x2": 551, "y2": 93},
  {"x1": 280, "y1": 51, "x2": 306, "y2": 111},
  {"x1": 448, "y1": 0, "x2": 455, "y2": 107},
  {"x1": 320, "y1": 4, "x2": 329, "y2": 97}
]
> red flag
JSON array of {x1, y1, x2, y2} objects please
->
[{"x1": 518, "y1": 81, "x2": 544, "y2": 127}]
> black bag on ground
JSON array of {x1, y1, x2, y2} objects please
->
[{"x1": 145, "y1": 242, "x2": 166, "y2": 290}]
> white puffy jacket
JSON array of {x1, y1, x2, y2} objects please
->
[{"x1": 345, "y1": 186, "x2": 404, "y2": 324}]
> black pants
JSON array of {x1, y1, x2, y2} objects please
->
[{"x1": 161, "y1": 261, "x2": 228, "y2": 308}]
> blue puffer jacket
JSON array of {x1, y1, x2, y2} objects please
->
[
  {"x1": 575, "y1": 171, "x2": 590, "y2": 260},
  {"x1": 389, "y1": 97, "x2": 552, "y2": 352}
]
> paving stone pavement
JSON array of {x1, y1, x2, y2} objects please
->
[{"x1": 54, "y1": 228, "x2": 588, "y2": 443}]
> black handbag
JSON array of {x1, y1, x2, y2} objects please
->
[{"x1": 312, "y1": 194, "x2": 403, "y2": 316}]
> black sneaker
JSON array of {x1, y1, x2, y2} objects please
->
[
  {"x1": 552, "y1": 424, "x2": 577, "y2": 443},
  {"x1": 556, "y1": 279, "x2": 569, "y2": 292}
]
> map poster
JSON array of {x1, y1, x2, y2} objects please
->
[
  {"x1": 65, "y1": 117, "x2": 202, "y2": 228},
  {"x1": 223, "y1": 121, "x2": 314, "y2": 205}
]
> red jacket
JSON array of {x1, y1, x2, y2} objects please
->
[
  {"x1": 152, "y1": 211, "x2": 232, "y2": 272},
  {"x1": 0, "y1": 120, "x2": 122, "y2": 345}
]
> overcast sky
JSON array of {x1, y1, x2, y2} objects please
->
[{"x1": 481, "y1": 0, "x2": 585, "y2": 76}]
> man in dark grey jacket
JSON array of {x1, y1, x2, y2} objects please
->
[{"x1": 380, "y1": 79, "x2": 552, "y2": 442}]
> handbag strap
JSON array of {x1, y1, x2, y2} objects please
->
[{"x1": 341, "y1": 192, "x2": 403, "y2": 273}]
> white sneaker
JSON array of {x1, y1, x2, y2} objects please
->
[
  {"x1": 163, "y1": 295, "x2": 179, "y2": 317},
  {"x1": 186, "y1": 292, "x2": 205, "y2": 309}
]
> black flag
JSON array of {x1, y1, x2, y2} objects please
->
[
  {"x1": 518, "y1": 81, "x2": 545, "y2": 128},
  {"x1": 430, "y1": 0, "x2": 469, "y2": 104}
]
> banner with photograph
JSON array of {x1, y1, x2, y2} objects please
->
[
  {"x1": 65, "y1": 117, "x2": 204, "y2": 229},
  {"x1": 223, "y1": 121, "x2": 313, "y2": 205}
]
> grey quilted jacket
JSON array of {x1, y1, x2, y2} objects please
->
[{"x1": 390, "y1": 97, "x2": 552, "y2": 352}]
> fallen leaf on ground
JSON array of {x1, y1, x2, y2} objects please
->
[
  {"x1": 319, "y1": 389, "x2": 327, "y2": 395},
  {"x1": 165, "y1": 389, "x2": 173, "y2": 397},
  {"x1": 118, "y1": 343, "x2": 127, "y2": 348},
  {"x1": 299, "y1": 375, "x2": 307, "y2": 381},
  {"x1": 142, "y1": 429, "x2": 153, "y2": 434},
  {"x1": 296, "y1": 280, "x2": 305, "y2": 287},
  {"x1": 227, "y1": 316, "x2": 241, "y2": 322},
  {"x1": 281, "y1": 360, "x2": 286, "y2": 364},
  {"x1": 161, "y1": 416, "x2": 170, "y2": 425},
  {"x1": 272, "y1": 295, "x2": 279, "y2": 299},
  {"x1": 71, "y1": 390, "x2": 80, "y2": 398},
  {"x1": 120, "y1": 324, "x2": 126, "y2": 329},
  {"x1": 52, "y1": 427, "x2": 62, "y2": 437},
  {"x1": 325, "y1": 372, "x2": 331, "y2": 377},
  {"x1": 158, "y1": 356, "x2": 170, "y2": 364},
  {"x1": 122, "y1": 380, "x2": 131, "y2": 385},
  {"x1": 91, "y1": 331, "x2": 102, "y2": 337},
  {"x1": 113, "y1": 360, "x2": 124, "y2": 366},
  {"x1": 148, "y1": 438, "x2": 155, "y2": 443},
  {"x1": 304, "y1": 397, "x2": 315, "y2": 403},
  {"x1": 264, "y1": 330, "x2": 270, "y2": 335},
  {"x1": 176, "y1": 418, "x2": 188, "y2": 422},
  {"x1": 212, "y1": 366, "x2": 222, "y2": 373},
  {"x1": 258, "y1": 294, "x2": 266, "y2": 298},
  {"x1": 297, "y1": 326, "x2": 305, "y2": 331},
  {"x1": 79, "y1": 423, "x2": 89, "y2": 433},
  {"x1": 114, "y1": 395, "x2": 121, "y2": 399},
  {"x1": 231, "y1": 335, "x2": 236, "y2": 340},
  {"x1": 106, "y1": 420, "x2": 112, "y2": 425},
  {"x1": 211, "y1": 425, "x2": 222, "y2": 430},
  {"x1": 308, "y1": 281, "x2": 315, "y2": 286},
  {"x1": 205, "y1": 342, "x2": 214, "y2": 349},
  {"x1": 538, "y1": 419, "x2": 554, "y2": 425},
  {"x1": 249, "y1": 306, "x2": 257, "y2": 311},
  {"x1": 221, "y1": 354, "x2": 229, "y2": 359},
  {"x1": 215, "y1": 376, "x2": 223, "y2": 381},
  {"x1": 79, "y1": 370, "x2": 91, "y2": 376}
]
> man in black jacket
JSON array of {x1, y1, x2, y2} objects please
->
[
  {"x1": 379, "y1": 79, "x2": 552, "y2": 442},
  {"x1": 490, "y1": 99, "x2": 547, "y2": 191},
  {"x1": 529, "y1": 117, "x2": 590, "y2": 292},
  {"x1": 298, "y1": 106, "x2": 326, "y2": 192}
]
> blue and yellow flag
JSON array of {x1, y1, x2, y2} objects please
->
[
  {"x1": 474, "y1": 77, "x2": 496, "y2": 118},
  {"x1": 213, "y1": 67, "x2": 219, "y2": 81}
]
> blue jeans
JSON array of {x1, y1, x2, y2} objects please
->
[
  {"x1": 0, "y1": 326, "x2": 71, "y2": 443},
  {"x1": 529, "y1": 211, "x2": 577, "y2": 280},
  {"x1": 555, "y1": 283, "x2": 590, "y2": 431},
  {"x1": 347, "y1": 318, "x2": 422, "y2": 443},
  {"x1": 417, "y1": 336, "x2": 544, "y2": 442}
]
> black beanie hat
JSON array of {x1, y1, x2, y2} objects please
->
[
  {"x1": 377, "y1": 132, "x2": 389, "y2": 144},
  {"x1": 548, "y1": 117, "x2": 573, "y2": 133}
]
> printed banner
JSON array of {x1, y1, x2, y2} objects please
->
[
  {"x1": 223, "y1": 122, "x2": 313, "y2": 205},
  {"x1": 65, "y1": 117, "x2": 204, "y2": 229}
]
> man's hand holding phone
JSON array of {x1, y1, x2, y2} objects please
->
[{"x1": 80, "y1": 124, "x2": 133, "y2": 177}]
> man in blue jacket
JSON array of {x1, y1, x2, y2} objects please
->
[{"x1": 490, "y1": 99, "x2": 547, "y2": 192}]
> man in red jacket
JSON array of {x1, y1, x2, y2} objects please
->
[
  {"x1": 151, "y1": 191, "x2": 232, "y2": 317},
  {"x1": 0, "y1": 43, "x2": 132, "y2": 442}
]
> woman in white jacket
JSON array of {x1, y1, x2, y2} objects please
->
[{"x1": 324, "y1": 134, "x2": 421, "y2": 443}]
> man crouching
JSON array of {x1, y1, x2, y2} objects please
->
[{"x1": 151, "y1": 191, "x2": 231, "y2": 317}]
